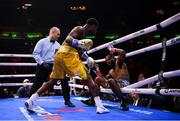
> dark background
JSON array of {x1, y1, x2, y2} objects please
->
[{"x1": 0, "y1": 0, "x2": 180, "y2": 85}]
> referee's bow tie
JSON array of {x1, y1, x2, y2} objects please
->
[{"x1": 50, "y1": 40, "x2": 55, "y2": 43}]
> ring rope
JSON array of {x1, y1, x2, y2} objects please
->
[
  {"x1": 1, "y1": 82, "x2": 179, "y2": 96},
  {"x1": 0, "y1": 63, "x2": 37, "y2": 66},
  {"x1": 0, "y1": 36, "x2": 179, "y2": 66},
  {"x1": 87, "y1": 12, "x2": 180, "y2": 54},
  {"x1": 0, "y1": 70, "x2": 179, "y2": 87},
  {"x1": 0, "y1": 54, "x2": 32, "y2": 58},
  {"x1": 126, "y1": 69, "x2": 180, "y2": 88},
  {"x1": 1, "y1": 70, "x2": 179, "y2": 96},
  {"x1": 95, "y1": 36, "x2": 180, "y2": 63},
  {"x1": 0, "y1": 83, "x2": 33, "y2": 86},
  {"x1": 67, "y1": 84, "x2": 180, "y2": 96},
  {"x1": 126, "y1": 36, "x2": 180, "y2": 58},
  {"x1": 0, "y1": 74, "x2": 35, "y2": 78}
]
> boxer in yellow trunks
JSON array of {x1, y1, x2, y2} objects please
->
[
  {"x1": 25, "y1": 18, "x2": 109, "y2": 114},
  {"x1": 51, "y1": 45, "x2": 88, "y2": 80}
]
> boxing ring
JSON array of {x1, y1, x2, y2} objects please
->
[{"x1": 0, "y1": 12, "x2": 180, "y2": 120}]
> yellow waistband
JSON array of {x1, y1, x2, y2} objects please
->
[{"x1": 59, "y1": 45, "x2": 78, "y2": 54}]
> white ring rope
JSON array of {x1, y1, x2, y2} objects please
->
[
  {"x1": 94, "y1": 36, "x2": 180, "y2": 63},
  {"x1": 1, "y1": 82, "x2": 179, "y2": 96},
  {"x1": 126, "y1": 36, "x2": 180, "y2": 57},
  {"x1": 68, "y1": 84, "x2": 180, "y2": 96},
  {"x1": 0, "y1": 83, "x2": 33, "y2": 86},
  {"x1": 67, "y1": 70, "x2": 180, "y2": 89},
  {"x1": 121, "y1": 88, "x2": 180, "y2": 96},
  {"x1": 0, "y1": 74, "x2": 35, "y2": 78},
  {"x1": 125, "y1": 69, "x2": 180, "y2": 88},
  {"x1": 68, "y1": 69, "x2": 180, "y2": 96},
  {"x1": 87, "y1": 12, "x2": 180, "y2": 54},
  {"x1": 0, "y1": 36, "x2": 179, "y2": 66},
  {"x1": 0, "y1": 70, "x2": 179, "y2": 87},
  {"x1": 0, "y1": 70, "x2": 179, "y2": 96},
  {"x1": 0, "y1": 63, "x2": 37, "y2": 66},
  {"x1": 0, "y1": 54, "x2": 32, "y2": 58}
]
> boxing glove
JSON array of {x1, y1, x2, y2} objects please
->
[
  {"x1": 72, "y1": 39, "x2": 93, "y2": 50},
  {"x1": 107, "y1": 45, "x2": 116, "y2": 53},
  {"x1": 87, "y1": 57, "x2": 95, "y2": 69}
]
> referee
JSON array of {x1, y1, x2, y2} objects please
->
[{"x1": 30, "y1": 27, "x2": 75, "y2": 107}]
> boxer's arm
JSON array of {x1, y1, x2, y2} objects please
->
[
  {"x1": 65, "y1": 26, "x2": 83, "y2": 44},
  {"x1": 109, "y1": 47, "x2": 126, "y2": 66},
  {"x1": 65, "y1": 27, "x2": 93, "y2": 50},
  {"x1": 91, "y1": 64, "x2": 103, "y2": 77},
  {"x1": 115, "y1": 49, "x2": 126, "y2": 66}
]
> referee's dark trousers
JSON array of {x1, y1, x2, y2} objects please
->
[
  {"x1": 29, "y1": 63, "x2": 53, "y2": 96},
  {"x1": 29, "y1": 63, "x2": 71, "y2": 103}
]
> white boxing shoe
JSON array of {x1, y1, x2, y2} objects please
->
[
  {"x1": 96, "y1": 106, "x2": 110, "y2": 114},
  {"x1": 25, "y1": 99, "x2": 35, "y2": 112}
]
